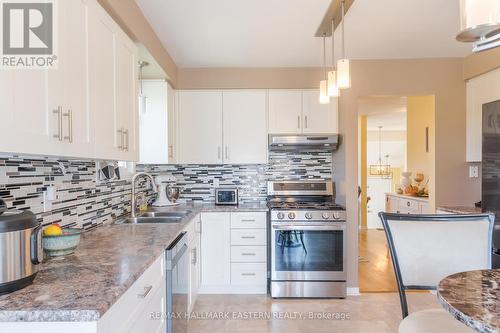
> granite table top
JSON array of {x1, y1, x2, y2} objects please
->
[
  {"x1": 437, "y1": 206, "x2": 483, "y2": 214},
  {"x1": 437, "y1": 269, "x2": 500, "y2": 333},
  {"x1": 0, "y1": 202, "x2": 268, "y2": 322}
]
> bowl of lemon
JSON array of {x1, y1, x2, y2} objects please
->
[{"x1": 42, "y1": 224, "x2": 82, "y2": 257}]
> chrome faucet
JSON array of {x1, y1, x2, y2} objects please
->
[{"x1": 130, "y1": 172, "x2": 157, "y2": 218}]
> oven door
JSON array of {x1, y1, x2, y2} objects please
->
[{"x1": 271, "y1": 222, "x2": 346, "y2": 281}]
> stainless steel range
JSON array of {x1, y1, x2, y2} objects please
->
[{"x1": 267, "y1": 181, "x2": 346, "y2": 298}]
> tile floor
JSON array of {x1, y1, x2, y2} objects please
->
[{"x1": 188, "y1": 292, "x2": 440, "y2": 333}]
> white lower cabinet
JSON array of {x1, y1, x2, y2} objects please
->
[
  {"x1": 200, "y1": 211, "x2": 267, "y2": 294},
  {"x1": 187, "y1": 215, "x2": 201, "y2": 313},
  {"x1": 385, "y1": 193, "x2": 430, "y2": 214}
]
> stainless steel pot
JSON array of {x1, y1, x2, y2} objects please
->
[{"x1": 0, "y1": 199, "x2": 43, "y2": 295}]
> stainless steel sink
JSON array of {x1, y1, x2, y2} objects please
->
[{"x1": 116, "y1": 210, "x2": 191, "y2": 224}]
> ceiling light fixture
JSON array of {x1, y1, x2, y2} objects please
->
[
  {"x1": 456, "y1": 0, "x2": 500, "y2": 52},
  {"x1": 328, "y1": 19, "x2": 339, "y2": 97},
  {"x1": 369, "y1": 126, "x2": 392, "y2": 178},
  {"x1": 319, "y1": 33, "x2": 330, "y2": 104},
  {"x1": 337, "y1": 0, "x2": 351, "y2": 89}
]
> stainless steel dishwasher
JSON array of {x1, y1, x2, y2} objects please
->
[{"x1": 166, "y1": 232, "x2": 189, "y2": 333}]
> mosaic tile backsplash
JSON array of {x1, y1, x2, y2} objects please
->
[
  {"x1": 138, "y1": 150, "x2": 334, "y2": 203},
  {"x1": 0, "y1": 154, "x2": 149, "y2": 230},
  {"x1": 0, "y1": 150, "x2": 333, "y2": 230}
]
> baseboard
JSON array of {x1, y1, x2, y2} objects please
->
[
  {"x1": 199, "y1": 285, "x2": 267, "y2": 294},
  {"x1": 347, "y1": 287, "x2": 360, "y2": 296}
]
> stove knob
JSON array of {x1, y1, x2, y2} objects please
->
[
  {"x1": 333, "y1": 212, "x2": 341, "y2": 220},
  {"x1": 277, "y1": 212, "x2": 285, "y2": 220},
  {"x1": 288, "y1": 212, "x2": 296, "y2": 219},
  {"x1": 305, "y1": 212, "x2": 313, "y2": 220},
  {"x1": 322, "y1": 212, "x2": 330, "y2": 219}
]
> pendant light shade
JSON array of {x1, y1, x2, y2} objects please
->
[
  {"x1": 328, "y1": 19, "x2": 339, "y2": 97},
  {"x1": 328, "y1": 70, "x2": 339, "y2": 97},
  {"x1": 319, "y1": 79, "x2": 329, "y2": 104},
  {"x1": 337, "y1": 0, "x2": 351, "y2": 89},
  {"x1": 319, "y1": 34, "x2": 330, "y2": 104},
  {"x1": 337, "y1": 58, "x2": 351, "y2": 89}
]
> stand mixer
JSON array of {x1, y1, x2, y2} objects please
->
[{"x1": 152, "y1": 175, "x2": 180, "y2": 207}]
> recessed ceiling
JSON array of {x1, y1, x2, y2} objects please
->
[{"x1": 135, "y1": 0, "x2": 471, "y2": 68}]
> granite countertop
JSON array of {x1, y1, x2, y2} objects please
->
[
  {"x1": 437, "y1": 206, "x2": 483, "y2": 214},
  {"x1": 0, "y1": 202, "x2": 268, "y2": 323},
  {"x1": 437, "y1": 269, "x2": 500, "y2": 333}
]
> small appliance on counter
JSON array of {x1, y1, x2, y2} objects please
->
[
  {"x1": 215, "y1": 188, "x2": 238, "y2": 205},
  {"x1": 0, "y1": 199, "x2": 43, "y2": 295},
  {"x1": 153, "y1": 175, "x2": 180, "y2": 207}
]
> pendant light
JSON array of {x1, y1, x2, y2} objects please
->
[
  {"x1": 456, "y1": 0, "x2": 500, "y2": 52},
  {"x1": 319, "y1": 33, "x2": 330, "y2": 104},
  {"x1": 337, "y1": 0, "x2": 351, "y2": 89},
  {"x1": 369, "y1": 126, "x2": 392, "y2": 178},
  {"x1": 328, "y1": 19, "x2": 339, "y2": 97}
]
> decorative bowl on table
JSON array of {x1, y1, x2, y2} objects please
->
[{"x1": 42, "y1": 228, "x2": 82, "y2": 257}]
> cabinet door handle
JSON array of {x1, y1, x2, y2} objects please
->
[
  {"x1": 63, "y1": 110, "x2": 73, "y2": 143},
  {"x1": 168, "y1": 145, "x2": 173, "y2": 158},
  {"x1": 123, "y1": 129, "x2": 129, "y2": 151},
  {"x1": 137, "y1": 285, "x2": 153, "y2": 298},
  {"x1": 117, "y1": 128, "x2": 124, "y2": 150},
  {"x1": 218, "y1": 146, "x2": 221, "y2": 159},
  {"x1": 241, "y1": 253, "x2": 256, "y2": 256},
  {"x1": 191, "y1": 247, "x2": 197, "y2": 265},
  {"x1": 225, "y1": 146, "x2": 228, "y2": 160},
  {"x1": 241, "y1": 219, "x2": 255, "y2": 222},
  {"x1": 305, "y1": 115, "x2": 308, "y2": 129},
  {"x1": 241, "y1": 236, "x2": 256, "y2": 239},
  {"x1": 297, "y1": 116, "x2": 301, "y2": 129},
  {"x1": 241, "y1": 273, "x2": 256, "y2": 276},
  {"x1": 53, "y1": 106, "x2": 63, "y2": 141}
]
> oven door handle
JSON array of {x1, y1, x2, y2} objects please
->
[{"x1": 272, "y1": 224, "x2": 345, "y2": 231}]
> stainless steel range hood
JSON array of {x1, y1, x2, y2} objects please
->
[{"x1": 268, "y1": 134, "x2": 339, "y2": 151}]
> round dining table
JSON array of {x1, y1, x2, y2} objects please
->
[{"x1": 437, "y1": 269, "x2": 500, "y2": 333}]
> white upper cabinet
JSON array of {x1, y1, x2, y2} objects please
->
[
  {"x1": 89, "y1": 2, "x2": 119, "y2": 160},
  {"x1": 89, "y1": 0, "x2": 139, "y2": 161},
  {"x1": 222, "y1": 90, "x2": 267, "y2": 164},
  {"x1": 268, "y1": 89, "x2": 338, "y2": 135},
  {"x1": 139, "y1": 80, "x2": 169, "y2": 164},
  {"x1": 302, "y1": 90, "x2": 338, "y2": 134},
  {"x1": 178, "y1": 91, "x2": 224, "y2": 164},
  {"x1": 115, "y1": 37, "x2": 139, "y2": 161},
  {"x1": 466, "y1": 68, "x2": 500, "y2": 162},
  {"x1": 0, "y1": 0, "x2": 138, "y2": 161},
  {"x1": 268, "y1": 90, "x2": 302, "y2": 134}
]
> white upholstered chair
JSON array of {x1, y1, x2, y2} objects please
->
[{"x1": 379, "y1": 213, "x2": 495, "y2": 333}]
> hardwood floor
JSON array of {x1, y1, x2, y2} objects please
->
[{"x1": 358, "y1": 229, "x2": 397, "y2": 293}]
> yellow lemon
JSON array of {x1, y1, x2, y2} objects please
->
[{"x1": 44, "y1": 225, "x2": 63, "y2": 236}]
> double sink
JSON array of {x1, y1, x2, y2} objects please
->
[{"x1": 117, "y1": 210, "x2": 192, "y2": 224}]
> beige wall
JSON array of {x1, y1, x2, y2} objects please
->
[
  {"x1": 463, "y1": 47, "x2": 500, "y2": 80},
  {"x1": 177, "y1": 68, "x2": 324, "y2": 89},
  {"x1": 406, "y1": 95, "x2": 436, "y2": 210},
  {"x1": 98, "y1": 0, "x2": 178, "y2": 85},
  {"x1": 178, "y1": 58, "x2": 479, "y2": 288}
]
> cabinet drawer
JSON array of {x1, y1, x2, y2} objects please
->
[
  {"x1": 399, "y1": 199, "x2": 419, "y2": 212},
  {"x1": 231, "y1": 246, "x2": 266, "y2": 262},
  {"x1": 231, "y1": 229, "x2": 266, "y2": 245},
  {"x1": 231, "y1": 212, "x2": 267, "y2": 229},
  {"x1": 101, "y1": 253, "x2": 164, "y2": 331},
  {"x1": 231, "y1": 263, "x2": 267, "y2": 285}
]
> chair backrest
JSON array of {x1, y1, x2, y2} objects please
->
[{"x1": 379, "y1": 212, "x2": 495, "y2": 318}]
